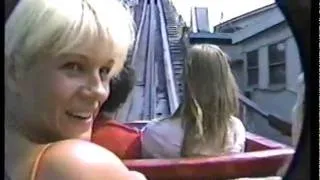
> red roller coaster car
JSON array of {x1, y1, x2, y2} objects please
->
[{"x1": 120, "y1": 121, "x2": 294, "y2": 180}]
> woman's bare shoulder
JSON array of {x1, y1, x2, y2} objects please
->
[{"x1": 37, "y1": 139, "x2": 146, "y2": 180}]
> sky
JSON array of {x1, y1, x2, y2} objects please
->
[{"x1": 170, "y1": 0, "x2": 275, "y2": 30}]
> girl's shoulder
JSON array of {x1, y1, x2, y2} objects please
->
[
  {"x1": 141, "y1": 117, "x2": 184, "y2": 158},
  {"x1": 142, "y1": 116, "x2": 181, "y2": 132},
  {"x1": 229, "y1": 116, "x2": 246, "y2": 132},
  {"x1": 228, "y1": 116, "x2": 246, "y2": 150}
]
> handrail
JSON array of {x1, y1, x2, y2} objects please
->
[
  {"x1": 157, "y1": 0, "x2": 179, "y2": 114},
  {"x1": 115, "y1": 0, "x2": 149, "y2": 122},
  {"x1": 268, "y1": 114, "x2": 292, "y2": 137},
  {"x1": 143, "y1": 0, "x2": 156, "y2": 119},
  {"x1": 130, "y1": 0, "x2": 148, "y2": 66},
  {"x1": 238, "y1": 93, "x2": 269, "y2": 119},
  {"x1": 238, "y1": 93, "x2": 292, "y2": 137}
]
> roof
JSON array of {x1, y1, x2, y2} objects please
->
[
  {"x1": 189, "y1": 3, "x2": 285, "y2": 45},
  {"x1": 189, "y1": 32, "x2": 232, "y2": 45},
  {"x1": 189, "y1": 20, "x2": 285, "y2": 45},
  {"x1": 215, "y1": 3, "x2": 277, "y2": 29},
  {"x1": 231, "y1": 14, "x2": 285, "y2": 44}
]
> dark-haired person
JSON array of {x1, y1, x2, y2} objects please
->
[{"x1": 92, "y1": 63, "x2": 142, "y2": 159}]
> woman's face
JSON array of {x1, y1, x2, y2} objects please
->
[{"x1": 16, "y1": 51, "x2": 118, "y2": 141}]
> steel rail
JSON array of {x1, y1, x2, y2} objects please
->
[{"x1": 157, "y1": 0, "x2": 179, "y2": 114}]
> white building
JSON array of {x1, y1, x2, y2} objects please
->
[{"x1": 188, "y1": 3, "x2": 302, "y2": 144}]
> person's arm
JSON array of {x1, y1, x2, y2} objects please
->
[{"x1": 37, "y1": 140, "x2": 146, "y2": 180}]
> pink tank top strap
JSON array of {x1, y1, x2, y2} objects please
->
[{"x1": 30, "y1": 143, "x2": 52, "y2": 180}]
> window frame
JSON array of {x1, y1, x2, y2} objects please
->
[
  {"x1": 268, "y1": 40, "x2": 287, "y2": 86},
  {"x1": 246, "y1": 49, "x2": 259, "y2": 87}
]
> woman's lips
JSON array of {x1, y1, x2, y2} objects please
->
[{"x1": 66, "y1": 111, "x2": 92, "y2": 120}]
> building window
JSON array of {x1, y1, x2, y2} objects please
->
[
  {"x1": 247, "y1": 50, "x2": 259, "y2": 86},
  {"x1": 268, "y1": 41, "x2": 286, "y2": 85}
]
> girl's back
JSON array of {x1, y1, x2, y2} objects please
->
[
  {"x1": 141, "y1": 116, "x2": 245, "y2": 158},
  {"x1": 142, "y1": 44, "x2": 246, "y2": 159}
]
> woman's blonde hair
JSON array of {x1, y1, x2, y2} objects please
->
[
  {"x1": 5, "y1": 0, "x2": 135, "y2": 75},
  {"x1": 180, "y1": 44, "x2": 239, "y2": 157}
]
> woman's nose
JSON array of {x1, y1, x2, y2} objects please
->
[{"x1": 82, "y1": 74, "x2": 110, "y2": 103}]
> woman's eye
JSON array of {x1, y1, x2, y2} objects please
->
[
  {"x1": 100, "y1": 67, "x2": 111, "y2": 80},
  {"x1": 63, "y1": 63, "x2": 82, "y2": 72}
]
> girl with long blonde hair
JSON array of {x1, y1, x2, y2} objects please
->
[{"x1": 141, "y1": 44, "x2": 246, "y2": 158}]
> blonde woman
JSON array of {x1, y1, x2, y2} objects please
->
[
  {"x1": 141, "y1": 44, "x2": 246, "y2": 158},
  {"x1": 5, "y1": 0, "x2": 146, "y2": 179}
]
